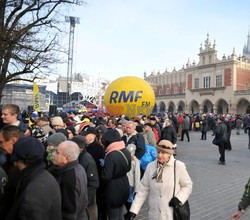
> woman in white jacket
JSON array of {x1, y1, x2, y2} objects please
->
[{"x1": 127, "y1": 140, "x2": 193, "y2": 220}]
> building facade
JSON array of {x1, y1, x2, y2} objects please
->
[{"x1": 144, "y1": 34, "x2": 250, "y2": 115}]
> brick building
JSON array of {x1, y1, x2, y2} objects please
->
[{"x1": 144, "y1": 34, "x2": 250, "y2": 114}]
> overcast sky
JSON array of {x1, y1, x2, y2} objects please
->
[{"x1": 58, "y1": 0, "x2": 250, "y2": 81}]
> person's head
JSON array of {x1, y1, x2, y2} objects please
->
[
  {"x1": 66, "y1": 126, "x2": 76, "y2": 139},
  {"x1": 47, "y1": 133, "x2": 67, "y2": 150},
  {"x1": 118, "y1": 119, "x2": 127, "y2": 133},
  {"x1": 101, "y1": 129, "x2": 121, "y2": 148},
  {"x1": 156, "y1": 140, "x2": 174, "y2": 164},
  {"x1": 165, "y1": 119, "x2": 171, "y2": 127},
  {"x1": 83, "y1": 127, "x2": 97, "y2": 145},
  {"x1": 51, "y1": 116, "x2": 64, "y2": 130},
  {"x1": 36, "y1": 116, "x2": 49, "y2": 127},
  {"x1": 12, "y1": 136, "x2": 45, "y2": 170},
  {"x1": 0, "y1": 125, "x2": 24, "y2": 154},
  {"x1": 125, "y1": 121, "x2": 136, "y2": 135},
  {"x1": 144, "y1": 123, "x2": 153, "y2": 132},
  {"x1": 53, "y1": 141, "x2": 80, "y2": 166},
  {"x1": 149, "y1": 116, "x2": 157, "y2": 125},
  {"x1": 71, "y1": 135, "x2": 87, "y2": 153},
  {"x1": 107, "y1": 118, "x2": 116, "y2": 129},
  {"x1": 1, "y1": 104, "x2": 20, "y2": 124}
]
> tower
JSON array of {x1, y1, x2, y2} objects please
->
[
  {"x1": 243, "y1": 28, "x2": 250, "y2": 60},
  {"x1": 65, "y1": 16, "x2": 80, "y2": 106}
]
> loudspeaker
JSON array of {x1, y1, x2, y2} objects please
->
[
  {"x1": 49, "y1": 105, "x2": 57, "y2": 116},
  {"x1": 28, "y1": 105, "x2": 34, "y2": 112}
]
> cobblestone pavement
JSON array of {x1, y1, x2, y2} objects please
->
[{"x1": 135, "y1": 130, "x2": 250, "y2": 220}]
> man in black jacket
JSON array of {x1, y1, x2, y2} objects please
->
[
  {"x1": 214, "y1": 117, "x2": 228, "y2": 165},
  {"x1": 160, "y1": 119, "x2": 177, "y2": 145},
  {"x1": 121, "y1": 121, "x2": 145, "y2": 160},
  {"x1": 51, "y1": 140, "x2": 88, "y2": 220},
  {"x1": 72, "y1": 135, "x2": 99, "y2": 220},
  {"x1": 7, "y1": 137, "x2": 62, "y2": 220}
]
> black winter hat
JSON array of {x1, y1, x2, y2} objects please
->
[
  {"x1": 101, "y1": 129, "x2": 121, "y2": 148},
  {"x1": 71, "y1": 135, "x2": 87, "y2": 149},
  {"x1": 12, "y1": 137, "x2": 45, "y2": 161}
]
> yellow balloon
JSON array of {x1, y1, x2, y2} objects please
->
[{"x1": 104, "y1": 76, "x2": 155, "y2": 117}]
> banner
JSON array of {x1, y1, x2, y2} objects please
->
[{"x1": 33, "y1": 83, "x2": 40, "y2": 111}]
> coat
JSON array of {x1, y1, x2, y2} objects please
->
[
  {"x1": 50, "y1": 160, "x2": 88, "y2": 220},
  {"x1": 130, "y1": 156, "x2": 193, "y2": 220},
  {"x1": 160, "y1": 125, "x2": 177, "y2": 144},
  {"x1": 101, "y1": 146, "x2": 131, "y2": 209},
  {"x1": 7, "y1": 161, "x2": 61, "y2": 220},
  {"x1": 78, "y1": 151, "x2": 99, "y2": 206}
]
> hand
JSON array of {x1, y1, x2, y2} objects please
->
[
  {"x1": 169, "y1": 197, "x2": 180, "y2": 208},
  {"x1": 124, "y1": 211, "x2": 136, "y2": 220},
  {"x1": 231, "y1": 210, "x2": 243, "y2": 220}
]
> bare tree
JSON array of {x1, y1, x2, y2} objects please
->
[{"x1": 0, "y1": 0, "x2": 84, "y2": 103}]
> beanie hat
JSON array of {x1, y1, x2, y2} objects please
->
[
  {"x1": 96, "y1": 125, "x2": 107, "y2": 135},
  {"x1": 82, "y1": 127, "x2": 97, "y2": 136},
  {"x1": 55, "y1": 129, "x2": 69, "y2": 139},
  {"x1": 156, "y1": 140, "x2": 174, "y2": 155},
  {"x1": 101, "y1": 129, "x2": 121, "y2": 148},
  {"x1": 71, "y1": 135, "x2": 86, "y2": 149},
  {"x1": 66, "y1": 126, "x2": 76, "y2": 136},
  {"x1": 52, "y1": 116, "x2": 64, "y2": 127},
  {"x1": 47, "y1": 133, "x2": 67, "y2": 147},
  {"x1": 12, "y1": 137, "x2": 45, "y2": 161},
  {"x1": 135, "y1": 125, "x2": 143, "y2": 133},
  {"x1": 144, "y1": 123, "x2": 153, "y2": 128}
]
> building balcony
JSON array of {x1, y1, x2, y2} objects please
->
[{"x1": 189, "y1": 86, "x2": 225, "y2": 96}]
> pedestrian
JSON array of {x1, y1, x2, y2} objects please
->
[
  {"x1": 231, "y1": 178, "x2": 250, "y2": 219},
  {"x1": 200, "y1": 114, "x2": 208, "y2": 140},
  {"x1": 224, "y1": 116, "x2": 232, "y2": 151},
  {"x1": 122, "y1": 121, "x2": 145, "y2": 160},
  {"x1": 1, "y1": 104, "x2": 27, "y2": 133},
  {"x1": 7, "y1": 137, "x2": 61, "y2": 220},
  {"x1": 214, "y1": 117, "x2": 227, "y2": 165},
  {"x1": 143, "y1": 123, "x2": 156, "y2": 147},
  {"x1": 126, "y1": 140, "x2": 193, "y2": 220},
  {"x1": 124, "y1": 144, "x2": 140, "y2": 215},
  {"x1": 180, "y1": 114, "x2": 190, "y2": 142},
  {"x1": 50, "y1": 140, "x2": 89, "y2": 220},
  {"x1": 235, "y1": 116, "x2": 243, "y2": 135},
  {"x1": 72, "y1": 135, "x2": 99, "y2": 220},
  {"x1": 160, "y1": 119, "x2": 177, "y2": 145},
  {"x1": 101, "y1": 129, "x2": 131, "y2": 220}
]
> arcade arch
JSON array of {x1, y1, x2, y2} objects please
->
[
  {"x1": 189, "y1": 100, "x2": 199, "y2": 114},
  {"x1": 168, "y1": 101, "x2": 175, "y2": 113},
  {"x1": 159, "y1": 101, "x2": 166, "y2": 113},
  {"x1": 215, "y1": 99, "x2": 229, "y2": 114},
  {"x1": 235, "y1": 98, "x2": 250, "y2": 114},
  {"x1": 201, "y1": 99, "x2": 213, "y2": 113},
  {"x1": 177, "y1": 100, "x2": 185, "y2": 113}
]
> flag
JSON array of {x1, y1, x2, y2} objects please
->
[{"x1": 33, "y1": 83, "x2": 40, "y2": 111}]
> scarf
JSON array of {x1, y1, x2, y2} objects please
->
[
  {"x1": 152, "y1": 161, "x2": 168, "y2": 182},
  {"x1": 105, "y1": 141, "x2": 125, "y2": 156}
]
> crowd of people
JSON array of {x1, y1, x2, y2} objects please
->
[{"x1": 0, "y1": 103, "x2": 249, "y2": 219}]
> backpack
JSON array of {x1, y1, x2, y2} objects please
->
[
  {"x1": 140, "y1": 145, "x2": 157, "y2": 170},
  {"x1": 152, "y1": 127, "x2": 159, "y2": 143}
]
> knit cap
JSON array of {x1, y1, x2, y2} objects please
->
[
  {"x1": 52, "y1": 116, "x2": 64, "y2": 127},
  {"x1": 47, "y1": 133, "x2": 67, "y2": 147}
]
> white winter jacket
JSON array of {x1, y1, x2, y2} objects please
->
[{"x1": 130, "y1": 156, "x2": 193, "y2": 220}]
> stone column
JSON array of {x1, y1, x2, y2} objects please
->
[
  {"x1": 213, "y1": 106, "x2": 218, "y2": 114},
  {"x1": 199, "y1": 107, "x2": 204, "y2": 114}
]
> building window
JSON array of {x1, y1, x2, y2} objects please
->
[
  {"x1": 194, "y1": 78, "x2": 199, "y2": 89},
  {"x1": 216, "y1": 75, "x2": 222, "y2": 87},
  {"x1": 203, "y1": 76, "x2": 211, "y2": 88},
  {"x1": 203, "y1": 56, "x2": 205, "y2": 64},
  {"x1": 209, "y1": 55, "x2": 212, "y2": 64}
]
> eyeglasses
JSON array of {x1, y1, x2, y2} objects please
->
[{"x1": 157, "y1": 145, "x2": 172, "y2": 150}]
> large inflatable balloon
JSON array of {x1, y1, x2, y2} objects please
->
[{"x1": 104, "y1": 76, "x2": 155, "y2": 117}]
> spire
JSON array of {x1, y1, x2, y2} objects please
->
[{"x1": 247, "y1": 26, "x2": 250, "y2": 52}]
